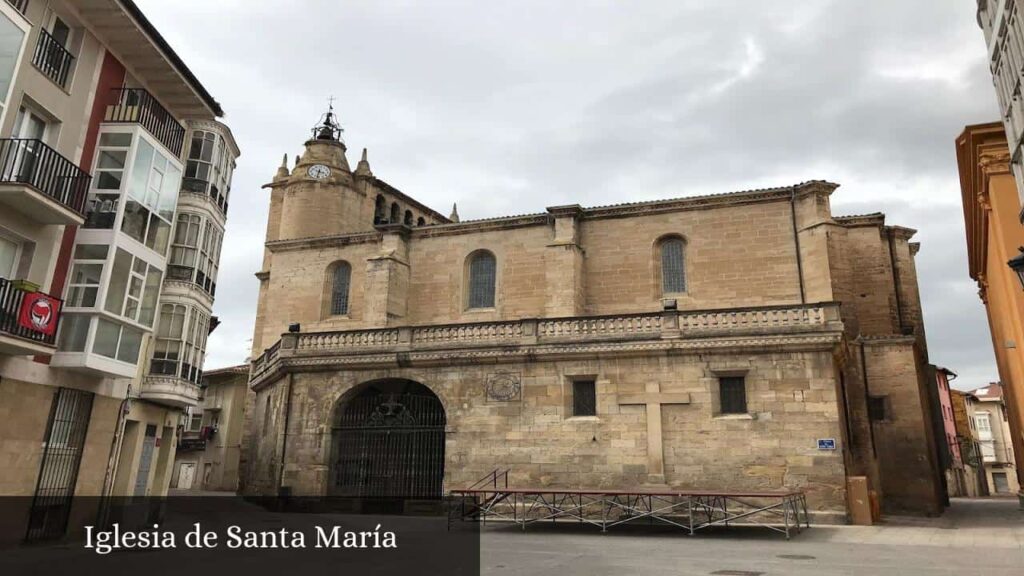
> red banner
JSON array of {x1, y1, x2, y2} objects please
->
[{"x1": 18, "y1": 292, "x2": 61, "y2": 336}]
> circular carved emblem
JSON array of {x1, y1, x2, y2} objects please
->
[{"x1": 486, "y1": 373, "x2": 521, "y2": 401}]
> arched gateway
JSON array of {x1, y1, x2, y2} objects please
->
[{"x1": 331, "y1": 379, "x2": 446, "y2": 501}]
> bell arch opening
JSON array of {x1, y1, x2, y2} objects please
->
[{"x1": 330, "y1": 379, "x2": 446, "y2": 502}]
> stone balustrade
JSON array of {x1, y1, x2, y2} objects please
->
[{"x1": 249, "y1": 303, "x2": 842, "y2": 386}]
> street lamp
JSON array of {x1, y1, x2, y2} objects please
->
[{"x1": 1008, "y1": 247, "x2": 1024, "y2": 290}]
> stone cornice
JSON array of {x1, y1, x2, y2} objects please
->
[
  {"x1": 979, "y1": 148, "x2": 1011, "y2": 176},
  {"x1": 266, "y1": 231, "x2": 381, "y2": 252},
  {"x1": 834, "y1": 213, "x2": 885, "y2": 227},
  {"x1": 856, "y1": 334, "x2": 917, "y2": 346},
  {"x1": 580, "y1": 181, "x2": 837, "y2": 221},
  {"x1": 885, "y1": 225, "x2": 918, "y2": 240}
]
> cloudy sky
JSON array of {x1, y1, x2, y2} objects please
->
[{"x1": 136, "y1": 0, "x2": 1000, "y2": 389}]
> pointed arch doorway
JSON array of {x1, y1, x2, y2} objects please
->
[{"x1": 331, "y1": 379, "x2": 446, "y2": 504}]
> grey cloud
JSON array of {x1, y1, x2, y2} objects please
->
[{"x1": 134, "y1": 0, "x2": 1000, "y2": 388}]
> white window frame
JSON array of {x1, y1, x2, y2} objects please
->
[{"x1": 0, "y1": 4, "x2": 31, "y2": 129}]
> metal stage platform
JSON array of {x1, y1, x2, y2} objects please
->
[{"x1": 448, "y1": 475, "x2": 810, "y2": 539}]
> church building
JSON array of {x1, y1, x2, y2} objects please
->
[{"x1": 240, "y1": 111, "x2": 946, "y2": 522}]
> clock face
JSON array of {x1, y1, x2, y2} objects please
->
[{"x1": 307, "y1": 164, "x2": 331, "y2": 179}]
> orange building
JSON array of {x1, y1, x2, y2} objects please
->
[{"x1": 956, "y1": 122, "x2": 1024, "y2": 506}]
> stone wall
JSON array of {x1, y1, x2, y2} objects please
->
[
  {"x1": 254, "y1": 188, "x2": 840, "y2": 354},
  {"x1": 861, "y1": 338, "x2": 943, "y2": 515},
  {"x1": 244, "y1": 348, "x2": 848, "y2": 520}
]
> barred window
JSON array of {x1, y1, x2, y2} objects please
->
[
  {"x1": 467, "y1": 251, "x2": 496, "y2": 309},
  {"x1": 660, "y1": 236, "x2": 686, "y2": 294},
  {"x1": 573, "y1": 380, "x2": 597, "y2": 416},
  {"x1": 331, "y1": 262, "x2": 352, "y2": 315},
  {"x1": 719, "y1": 377, "x2": 747, "y2": 414}
]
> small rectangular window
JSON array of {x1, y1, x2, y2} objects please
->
[
  {"x1": 868, "y1": 396, "x2": 887, "y2": 422},
  {"x1": 719, "y1": 377, "x2": 747, "y2": 414},
  {"x1": 572, "y1": 380, "x2": 596, "y2": 417}
]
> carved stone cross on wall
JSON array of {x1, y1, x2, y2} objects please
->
[{"x1": 618, "y1": 383, "x2": 691, "y2": 484}]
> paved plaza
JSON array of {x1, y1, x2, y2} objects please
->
[{"x1": 480, "y1": 498, "x2": 1024, "y2": 575}]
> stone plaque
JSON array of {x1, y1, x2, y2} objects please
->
[{"x1": 486, "y1": 372, "x2": 521, "y2": 401}]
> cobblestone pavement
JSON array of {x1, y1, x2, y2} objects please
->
[{"x1": 481, "y1": 497, "x2": 1024, "y2": 575}]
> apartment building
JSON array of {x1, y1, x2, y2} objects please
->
[
  {"x1": 171, "y1": 365, "x2": 247, "y2": 493},
  {"x1": 0, "y1": 0, "x2": 237, "y2": 543},
  {"x1": 977, "y1": 0, "x2": 1024, "y2": 207},
  {"x1": 966, "y1": 383, "x2": 1021, "y2": 495}
]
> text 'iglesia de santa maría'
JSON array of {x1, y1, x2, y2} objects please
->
[{"x1": 241, "y1": 110, "x2": 947, "y2": 522}]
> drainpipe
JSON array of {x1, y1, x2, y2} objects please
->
[
  {"x1": 99, "y1": 385, "x2": 132, "y2": 526},
  {"x1": 277, "y1": 373, "x2": 294, "y2": 495},
  {"x1": 859, "y1": 342, "x2": 878, "y2": 459},
  {"x1": 790, "y1": 186, "x2": 807, "y2": 304}
]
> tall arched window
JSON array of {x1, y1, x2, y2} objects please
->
[
  {"x1": 659, "y1": 236, "x2": 686, "y2": 294},
  {"x1": 467, "y1": 250, "x2": 496, "y2": 309},
  {"x1": 374, "y1": 195, "x2": 386, "y2": 223},
  {"x1": 404, "y1": 210, "x2": 413, "y2": 226},
  {"x1": 417, "y1": 217, "x2": 426, "y2": 226},
  {"x1": 390, "y1": 202, "x2": 400, "y2": 223},
  {"x1": 330, "y1": 262, "x2": 352, "y2": 315}
]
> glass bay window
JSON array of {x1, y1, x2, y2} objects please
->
[{"x1": 53, "y1": 126, "x2": 185, "y2": 376}]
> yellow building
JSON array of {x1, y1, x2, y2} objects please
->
[{"x1": 956, "y1": 122, "x2": 1024, "y2": 506}]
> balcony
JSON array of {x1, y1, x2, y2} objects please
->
[
  {"x1": 182, "y1": 177, "x2": 229, "y2": 215},
  {"x1": 139, "y1": 375, "x2": 200, "y2": 408},
  {"x1": 979, "y1": 439, "x2": 1014, "y2": 464},
  {"x1": 251, "y1": 302, "x2": 844, "y2": 387},
  {"x1": 104, "y1": 88, "x2": 185, "y2": 156},
  {"x1": 31, "y1": 28, "x2": 74, "y2": 88},
  {"x1": 166, "y1": 264, "x2": 216, "y2": 299},
  {"x1": 0, "y1": 277, "x2": 62, "y2": 356},
  {"x1": 0, "y1": 139, "x2": 89, "y2": 224}
]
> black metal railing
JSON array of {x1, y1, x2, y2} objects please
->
[
  {"x1": 167, "y1": 264, "x2": 216, "y2": 297},
  {"x1": 0, "y1": 277, "x2": 62, "y2": 346},
  {"x1": 105, "y1": 88, "x2": 185, "y2": 156},
  {"x1": 182, "y1": 177, "x2": 229, "y2": 215},
  {"x1": 5, "y1": 0, "x2": 28, "y2": 15},
  {"x1": 32, "y1": 28, "x2": 74, "y2": 88},
  {"x1": 0, "y1": 138, "x2": 89, "y2": 215}
]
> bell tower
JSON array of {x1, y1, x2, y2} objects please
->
[{"x1": 271, "y1": 104, "x2": 366, "y2": 240}]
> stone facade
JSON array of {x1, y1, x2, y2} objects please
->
[{"x1": 240, "y1": 116, "x2": 945, "y2": 521}]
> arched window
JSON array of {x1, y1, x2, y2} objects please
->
[
  {"x1": 659, "y1": 236, "x2": 686, "y2": 293},
  {"x1": 467, "y1": 250, "x2": 496, "y2": 309},
  {"x1": 417, "y1": 217, "x2": 426, "y2": 226},
  {"x1": 404, "y1": 210, "x2": 413, "y2": 226},
  {"x1": 374, "y1": 195, "x2": 386, "y2": 223},
  {"x1": 330, "y1": 262, "x2": 352, "y2": 315},
  {"x1": 390, "y1": 202, "x2": 400, "y2": 223}
]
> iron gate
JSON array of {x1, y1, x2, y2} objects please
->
[
  {"x1": 334, "y1": 385, "x2": 445, "y2": 500},
  {"x1": 25, "y1": 387, "x2": 94, "y2": 542}
]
